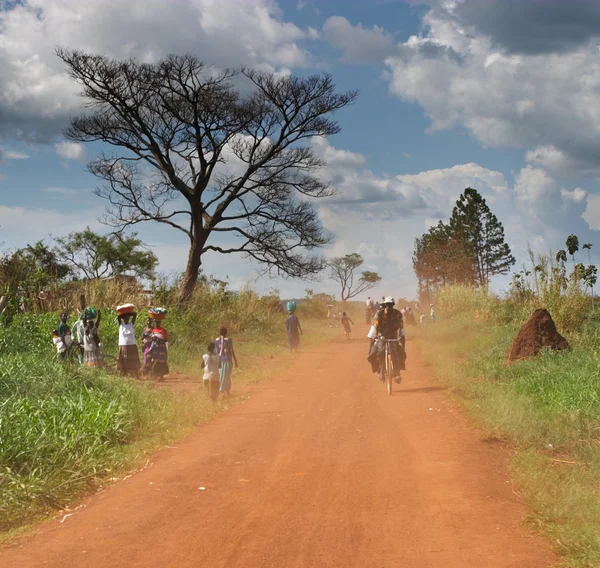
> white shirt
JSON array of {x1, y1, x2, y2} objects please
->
[
  {"x1": 203, "y1": 353, "x2": 219, "y2": 381},
  {"x1": 53, "y1": 336, "x2": 66, "y2": 353},
  {"x1": 366, "y1": 298, "x2": 372, "y2": 308},
  {"x1": 72, "y1": 319, "x2": 84, "y2": 344},
  {"x1": 118, "y1": 322, "x2": 137, "y2": 346}
]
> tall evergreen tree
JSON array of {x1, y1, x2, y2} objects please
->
[{"x1": 448, "y1": 188, "x2": 515, "y2": 287}]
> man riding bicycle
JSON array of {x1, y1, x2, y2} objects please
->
[{"x1": 367, "y1": 297, "x2": 406, "y2": 383}]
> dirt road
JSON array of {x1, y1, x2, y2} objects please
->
[{"x1": 1, "y1": 338, "x2": 557, "y2": 567}]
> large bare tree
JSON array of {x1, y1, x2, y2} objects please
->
[{"x1": 57, "y1": 49, "x2": 358, "y2": 303}]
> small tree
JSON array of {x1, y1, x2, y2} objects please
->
[
  {"x1": 566, "y1": 234, "x2": 579, "y2": 264},
  {"x1": 57, "y1": 49, "x2": 358, "y2": 303},
  {"x1": 328, "y1": 253, "x2": 381, "y2": 302},
  {"x1": 583, "y1": 243, "x2": 595, "y2": 303},
  {"x1": 55, "y1": 228, "x2": 158, "y2": 280},
  {"x1": 448, "y1": 187, "x2": 515, "y2": 287}
]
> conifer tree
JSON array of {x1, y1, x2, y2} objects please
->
[{"x1": 448, "y1": 188, "x2": 515, "y2": 287}]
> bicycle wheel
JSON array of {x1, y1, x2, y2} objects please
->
[{"x1": 386, "y1": 352, "x2": 393, "y2": 396}]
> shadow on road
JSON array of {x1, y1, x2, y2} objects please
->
[{"x1": 398, "y1": 386, "x2": 446, "y2": 394}]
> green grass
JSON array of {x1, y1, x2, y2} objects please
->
[
  {"x1": 0, "y1": 295, "x2": 341, "y2": 535},
  {"x1": 412, "y1": 311, "x2": 600, "y2": 567}
]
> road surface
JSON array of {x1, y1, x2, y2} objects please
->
[{"x1": 1, "y1": 337, "x2": 557, "y2": 567}]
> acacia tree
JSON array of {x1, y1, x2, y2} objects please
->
[
  {"x1": 328, "y1": 253, "x2": 381, "y2": 302},
  {"x1": 55, "y1": 228, "x2": 158, "y2": 280},
  {"x1": 448, "y1": 188, "x2": 515, "y2": 287},
  {"x1": 57, "y1": 49, "x2": 357, "y2": 303}
]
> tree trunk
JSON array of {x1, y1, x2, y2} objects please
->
[{"x1": 179, "y1": 210, "x2": 205, "y2": 305}]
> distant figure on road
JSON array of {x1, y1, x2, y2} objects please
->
[
  {"x1": 420, "y1": 313, "x2": 425, "y2": 325},
  {"x1": 286, "y1": 310, "x2": 303, "y2": 353},
  {"x1": 365, "y1": 297, "x2": 373, "y2": 324},
  {"x1": 341, "y1": 312, "x2": 354, "y2": 340},
  {"x1": 430, "y1": 304, "x2": 435, "y2": 322},
  {"x1": 216, "y1": 326, "x2": 238, "y2": 395}
]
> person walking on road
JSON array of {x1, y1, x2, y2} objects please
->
[
  {"x1": 286, "y1": 309, "x2": 303, "y2": 353},
  {"x1": 216, "y1": 327, "x2": 238, "y2": 396},
  {"x1": 341, "y1": 311, "x2": 354, "y2": 340}
]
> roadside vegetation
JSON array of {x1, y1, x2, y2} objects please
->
[
  {"x1": 0, "y1": 278, "x2": 347, "y2": 534},
  {"x1": 413, "y1": 243, "x2": 600, "y2": 567}
]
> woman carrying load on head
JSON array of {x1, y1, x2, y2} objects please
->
[
  {"x1": 285, "y1": 303, "x2": 302, "y2": 353},
  {"x1": 117, "y1": 307, "x2": 141, "y2": 377},
  {"x1": 82, "y1": 308, "x2": 103, "y2": 368}
]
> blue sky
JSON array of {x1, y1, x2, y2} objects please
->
[{"x1": 1, "y1": 0, "x2": 599, "y2": 301}]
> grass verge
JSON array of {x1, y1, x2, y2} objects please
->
[
  {"x1": 411, "y1": 318, "x2": 600, "y2": 568},
  {"x1": 0, "y1": 310, "x2": 341, "y2": 537}
]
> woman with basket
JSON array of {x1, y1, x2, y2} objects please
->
[{"x1": 116, "y1": 304, "x2": 141, "y2": 377}]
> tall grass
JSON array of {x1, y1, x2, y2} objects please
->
[
  {"x1": 415, "y1": 255, "x2": 600, "y2": 566},
  {"x1": 0, "y1": 281, "x2": 337, "y2": 533}
]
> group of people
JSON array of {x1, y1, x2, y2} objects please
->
[
  {"x1": 52, "y1": 308, "x2": 170, "y2": 380},
  {"x1": 365, "y1": 297, "x2": 435, "y2": 326}
]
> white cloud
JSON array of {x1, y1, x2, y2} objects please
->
[
  {"x1": 561, "y1": 187, "x2": 587, "y2": 204},
  {"x1": 314, "y1": 140, "x2": 594, "y2": 299},
  {"x1": 0, "y1": 205, "x2": 103, "y2": 249},
  {"x1": 0, "y1": 0, "x2": 316, "y2": 142},
  {"x1": 55, "y1": 141, "x2": 85, "y2": 161},
  {"x1": 322, "y1": 16, "x2": 396, "y2": 63},
  {"x1": 582, "y1": 194, "x2": 600, "y2": 230},
  {"x1": 384, "y1": 4, "x2": 600, "y2": 176},
  {"x1": 0, "y1": 148, "x2": 29, "y2": 162}
]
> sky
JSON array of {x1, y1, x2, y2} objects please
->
[{"x1": 1, "y1": 0, "x2": 599, "y2": 301}]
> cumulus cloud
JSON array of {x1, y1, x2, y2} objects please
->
[
  {"x1": 0, "y1": 0, "x2": 315, "y2": 142},
  {"x1": 384, "y1": 2, "x2": 600, "y2": 176},
  {"x1": 55, "y1": 141, "x2": 85, "y2": 160},
  {"x1": 582, "y1": 194, "x2": 600, "y2": 231},
  {"x1": 450, "y1": 0, "x2": 600, "y2": 55},
  {"x1": 322, "y1": 16, "x2": 396, "y2": 63},
  {"x1": 314, "y1": 139, "x2": 593, "y2": 298}
]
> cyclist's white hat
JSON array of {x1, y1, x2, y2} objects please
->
[{"x1": 383, "y1": 296, "x2": 395, "y2": 305}]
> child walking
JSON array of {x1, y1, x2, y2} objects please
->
[
  {"x1": 341, "y1": 311, "x2": 354, "y2": 340},
  {"x1": 201, "y1": 342, "x2": 220, "y2": 403},
  {"x1": 215, "y1": 327, "x2": 238, "y2": 396}
]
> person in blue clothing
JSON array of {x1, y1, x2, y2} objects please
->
[{"x1": 215, "y1": 326, "x2": 238, "y2": 396}]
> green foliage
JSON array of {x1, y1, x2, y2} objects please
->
[
  {"x1": 412, "y1": 220, "x2": 476, "y2": 300},
  {"x1": 55, "y1": 228, "x2": 158, "y2": 280},
  {"x1": 448, "y1": 187, "x2": 515, "y2": 286},
  {"x1": 0, "y1": 278, "x2": 296, "y2": 530},
  {"x1": 412, "y1": 306, "x2": 600, "y2": 567}
]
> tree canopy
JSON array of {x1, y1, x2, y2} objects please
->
[
  {"x1": 328, "y1": 253, "x2": 381, "y2": 301},
  {"x1": 448, "y1": 187, "x2": 515, "y2": 287},
  {"x1": 413, "y1": 187, "x2": 514, "y2": 299},
  {"x1": 55, "y1": 228, "x2": 158, "y2": 280},
  {"x1": 57, "y1": 49, "x2": 358, "y2": 302}
]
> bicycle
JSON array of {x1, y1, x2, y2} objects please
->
[{"x1": 379, "y1": 338, "x2": 402, "y2": 396}]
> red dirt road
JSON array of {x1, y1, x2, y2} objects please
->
[{"x1": 1, "y1": 338, "x2": 557, "y2": 568}]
